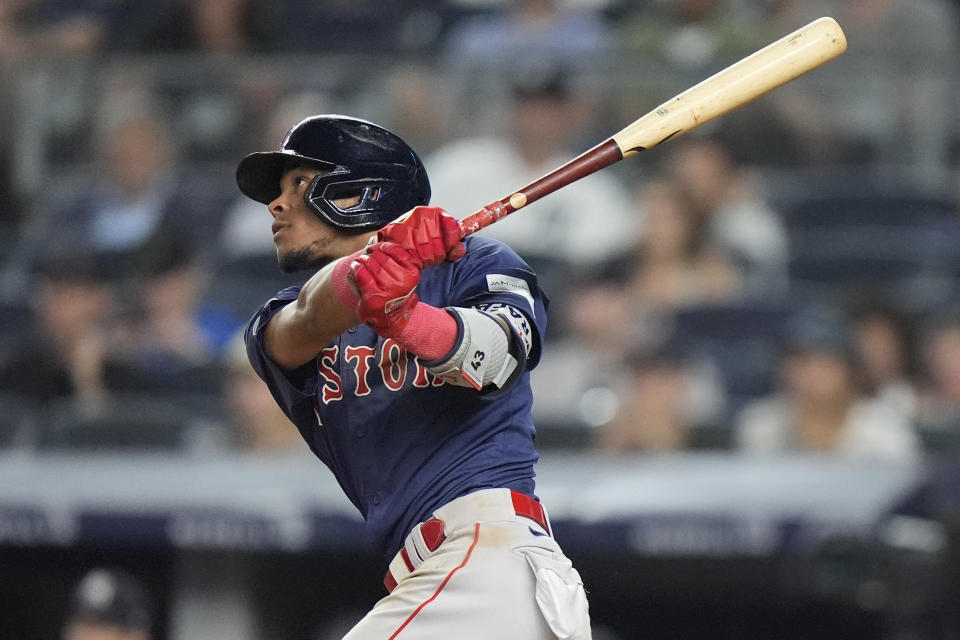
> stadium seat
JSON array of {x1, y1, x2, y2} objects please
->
[
  {"x1": 35, "y1": 392, "x2": 232, "y2": 453},
  {"x1": 0, "y1": 298, "x2": 31, "y2": 349},
  {"x1": 0, "y1": 392, "x2": 37, "y2": 449},
  {"x1": 774, "y1": 174, "x2": 960, "y2": 308},
  {"x1": 786, "y1": 225, "x2": 956, "y2": 309},
  {"x1": 667, "y1": 301, "x2": 793, "y2": 412},
  {"x1": 775, "y1": 173, "x2": 956, "y2": 231}
]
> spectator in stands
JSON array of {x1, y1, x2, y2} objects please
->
[
  {"x1": 562, "y1": 175, "x2": 743, "y2": 349},
  {"x1": 126, "y1": 0, "x2": 259, "y2": 53},
  {"x1": 915, "y1": 308, "x2": 960, "y2": 437},
  {"x1": 265, "y1": 0, "x2": 453, "y2": 54},
  {"x1": 530, "y1": 173, "x2": 740, "y2": 429},
  {"x1": 220, "y1": 330, "x2": 304, "y2": 452},
  {"x1": 769, "y1": 0, "x2": 959, "y2": 172},
  {"x1": 105, "y1": 224, "x2": 239, "y2": 394},
  {"x1": 599, "y1": 339, "x2": 726, "y2": 453},
  {"x1": 62, "y1": 567, "x2": 154, "y2": 640},
  {"x1": 663, "y1": 137, "x2": 788, "y2": 294},
  {"x1": 847, "y1": 297, "x2": 919, "y2": 421},
  {"x1": 617, "y1": 0, "x2": 772, "y2": 69},
  {"x1": 442, "y1": 0, "x2": 611, "y2": 70},
  {"x1": 0, "y1": 1, "x2": 245, "y2": 57},
  {"x1": 621, "y1": 175, "x2": 744, "y2": 310},
  {"x1": 0, "y1": 249, "x2": 114, "y2": 411},
  {"x1": 43, "y1": 108, "x2": 199, "y2": 275},
  {"x1": 89, "y1": 112, "x2": 177, "y2": 252},
  {"x1": 350, "y1": 63, "x2": 452, "y2": 156},
  {"x1": 427, "y1": 64, "x2": 635, "y2": 304},
  {"x1": 0, "y1": 0, "x2": 108, "y2": 62},
  {"x1": 0, "y1": 0, "x2": 116, "y2": 250},
  {"x1": 735, "y1": 307, "x2": 920, "y2": 462}
]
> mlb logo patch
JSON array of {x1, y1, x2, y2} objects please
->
[{"x1": 485, "y1": 274, "x2": 534, "y2": 316}]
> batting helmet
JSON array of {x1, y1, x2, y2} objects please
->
[{"x1": 236, "y1": 115, "x2": 431, "y2": 233}]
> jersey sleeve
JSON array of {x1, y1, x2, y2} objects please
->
[
  {"x1": 243, "y1": 287, "x2": 320, "y2": 430},
  {"x1": 425, "y1": 236, "x2": 549, "y2": 369}
]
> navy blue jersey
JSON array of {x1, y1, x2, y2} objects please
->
[{"x1": 245, "y1": 236, "x2": 549, "y2": 559}]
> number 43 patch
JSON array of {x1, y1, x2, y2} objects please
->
[{"x1": 461, "y1": 348, "x2": 486, "y2": 390}]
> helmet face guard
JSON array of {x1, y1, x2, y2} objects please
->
[
  {"x1": 235, "y1": 115, "x2": 430, "y2": 234},
  {"x1": 304, "y1": 162, "x2": 424, "y2": 230}
]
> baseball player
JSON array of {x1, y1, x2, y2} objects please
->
[{"x1": 236, "y1": 115, "x2": 591, "y2": 639}]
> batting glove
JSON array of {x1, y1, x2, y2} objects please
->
[
  {"x1": 350, "y1": 241, "x2": 422, "y2": 338},
  {"x1": 373, "y1": 205, "x2": 466, "y2": 269}
]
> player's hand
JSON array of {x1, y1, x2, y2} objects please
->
[
  {"x1": 373, "y1": 205, "x2": 466, "y2": 269},
  {"x1": 350, "y1": 241, "x2": 421, "y2": 338}
]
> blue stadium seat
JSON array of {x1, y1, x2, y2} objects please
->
[
  {"x1": 773, "y1": 174, "x2": 960, "y2": 307},
  {"x1": 35, "y1": 392, "x2": 232, "y2": 453},
  {"x1": 0, "y1": 297, "x2": 31, "y2": 346},
  {"x1": 0, "y1": 392, "x2": 37, "y2": 449},
  {"x1": 786, "y1": 225, "x2": 956, "y2": 309},
  {"x1": 667, "y1": 301, "x2": 793, "y2": 411},
  {"x1": 775, "y1": 173, "x2": 956, "y2": 230}
]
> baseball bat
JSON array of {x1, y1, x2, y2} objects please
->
[{"x1": 458, "y1": 16, "x2": 847, "y2": 237}]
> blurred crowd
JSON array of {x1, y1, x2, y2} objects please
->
[
  {"x1": 3, "y1": 2, "x2": 960, "y2": 640},
  {"x1": 1, "y1": 0, "x2": 960, "y2": 469}
]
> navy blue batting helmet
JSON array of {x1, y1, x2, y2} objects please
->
[{"x1": 236, "y1": 115, "x2": 431, "y2": 233}]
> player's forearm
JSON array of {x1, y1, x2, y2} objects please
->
[{"x1": 264, "y1": 257, "x2": 360, "y2": 370}]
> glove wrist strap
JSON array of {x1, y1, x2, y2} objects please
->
[
  {"x1": 395, "y1": 303, "x2": 457, "y2": 361},
  {"x1": 331, "y1": 250, "x2": 364, "y2": 309}
]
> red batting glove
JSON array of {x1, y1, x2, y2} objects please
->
[
  {"x1": 373, "y1": 205, "x2": 466, "y2": 268},
  {"x1": 350, "y1": 241, "x2": 422, "y2": 338}
]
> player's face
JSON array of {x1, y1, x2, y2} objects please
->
[{"x1": 268, "y1": 166, "x2": 370, "y2": 273}]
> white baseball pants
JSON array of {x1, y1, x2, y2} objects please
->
[{"x1": 341, "y1": 488, "x2": 592, "y2": 640}]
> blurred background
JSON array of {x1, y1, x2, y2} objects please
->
[{"x1": 2, "y1": 0, "x2": 960, "y2": 638}]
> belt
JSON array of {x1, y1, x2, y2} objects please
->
[{"x1": 383, "y1": 489, "x2": 550, "y2": 593}]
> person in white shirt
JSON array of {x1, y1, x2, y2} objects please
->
[
  {"x1": 735, "y1": 307, "x2": 920, "y2": 463},
  {"x1": 426, "y1": 66, "x2": 635, "y2": 278}
]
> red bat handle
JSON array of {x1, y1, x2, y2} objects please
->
[{"x1": 458, "y1": 139, "x2": 627, "y2": 238}]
